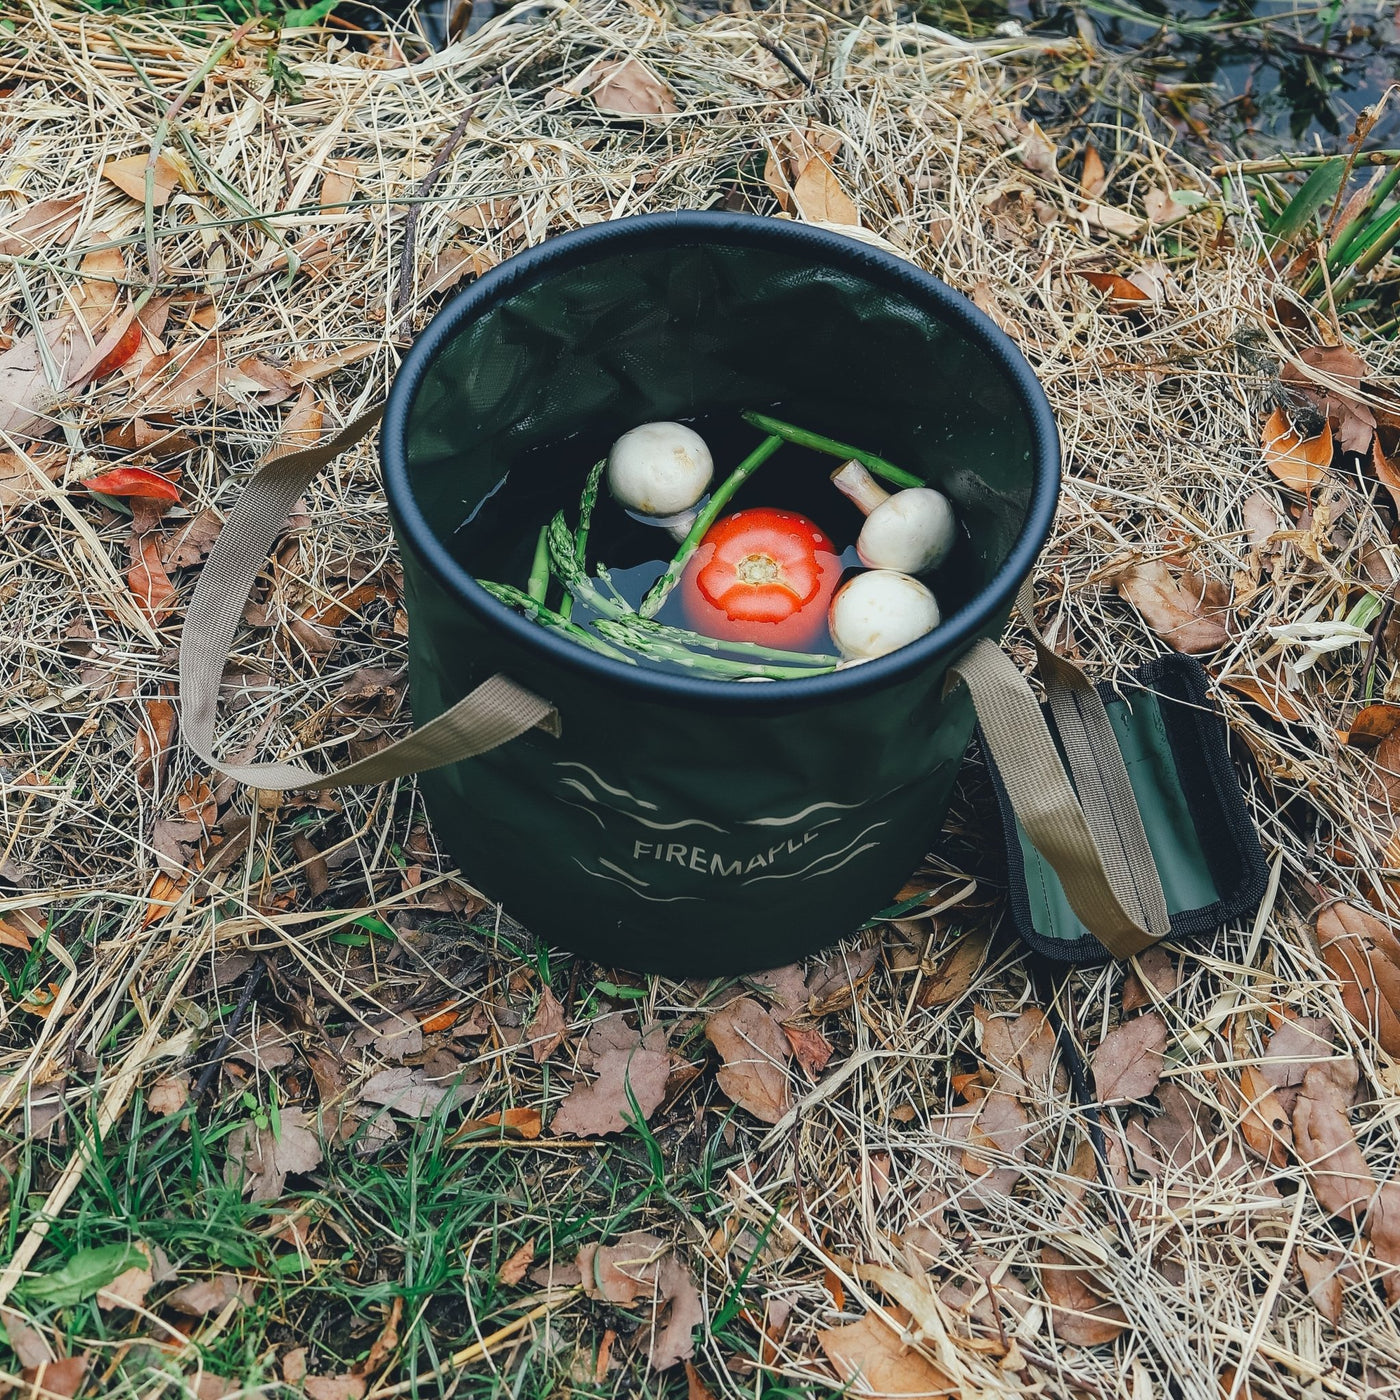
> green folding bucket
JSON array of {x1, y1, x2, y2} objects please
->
[{"x1": 182, "y1": 212, "x2": 1105, "y2": 976}]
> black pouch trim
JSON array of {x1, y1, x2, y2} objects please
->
[{"x1": 984, "y1": 653, "x2": 1270, "y2": 964}]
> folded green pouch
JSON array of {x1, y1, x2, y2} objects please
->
[{"x1": 982, "y1": 654, "x2": 1270, "y2": 964}]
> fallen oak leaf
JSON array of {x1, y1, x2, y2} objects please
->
[
  {"x1": 1038, "y1": 1246, "x2": 1129, "y2": 1345},
  {"x1": 449, "y1": 1107, "x2": 542, "y2": 1141},
  {"x1": 1114, "y1": 560, "x2": 1229, "y2": 653},
  {"x1": 304, "y1": 1377, "x2": 366, "y2": 1400},
  {"x1": 164, "y1": 1273, "x2": 253, "y2": 1316},
  {"x1": 1292, "y1": 1056, "x2": 1375, "y2": 1222},
  {"x1": 916, "y1": 930, "x2": 990, "y2": 1007},
  {"x1": 1079, "y1": 144, "x2": 1107, "y2": 200},
  {"x1": 586, "y1": 58, "x2": 678, "y2": 116},
  {"x1": 134, "y1": 698, "x2": 176, "y2": 789},
  {"x1": 1315, "y1": 902, "x2": 1400, "y2": 1057},
  {"x1": 551, "y1": 1043, "x2": 669, "y2": 1136},
  {"x1": 792, "y1": 156, "x2": 860, "y2": 226},
  {"x1": 20, "y1": 1356, "x2": 88, "y2": 1399},
  {"x1": 353, "y1": 1295, "x2": 402, "y2": 1377},
  {"x1": 1217, "y1": 671, "x2": 1304, "y2": 724},
  {"x1": 224, "y1": 1108, "x2": 322, "y2": 1200},
  {"x1": 498, "y1": 1238, "x2": 535, "y2": 1286},
  {"x1": 817, "y1": 1307, "x2": 953, "y2": 1396},
  {"x1": 783, "y1": 1022, "x2": 834, "y2": 1078},
  {"x1": 1091, "y1": 1012, "x2": 1166, "y2": 1105},
  {"x1": 527, "y1": 986, "x2": 568, "y2": 1063},
  {"x1": 72, "y1": 309, "x2": 144, "y2": 387},
  {"x1": 705, "y1": 996, "x2": 792, "y2": 1124},
  {"x1": 1342, "y1": 704, "x2": 1400, "y2": 749},
  {"x1": 577, "y1": 1233, "x2": 702, "y2": 1370},
  {"x1": 1235, "y1": 1065, "x2": 1293, "y2": 1167},
  {"x1": 101, "y1": 152, "x2": 185, "y2": 207},
  {"x1": 1261, "y1": 407, "x2": 1332, "y2": 493},
  {"x1": 1371, "y1": 436, "x2": 1400, "y2": 516},
  {"x1": 1077, "y1": 270, "x2": 1150, "y2": 306},
  {"x1": 1297, "y1": 1247, "x2": 1345, "y2": 1327}
]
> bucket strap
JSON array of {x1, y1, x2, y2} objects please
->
[
  {"x1": 179, "y1": 407, "x2": 557, "y2": 792},
  {"x1": 947, "y1": 583, "x2": 1171, "y2": 959}
]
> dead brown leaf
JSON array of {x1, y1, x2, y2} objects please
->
[
  {"x1": 283, "y1": 1348, "x2": 308, "y2": 1383},
  {"x1": 354, "y1": 1296, "x2": 402, "y2": 1378},
  {"x1": 587, "y1": 58, "x2": 678, "y2": 116},
  {"x1": 0, "y1": 1307, "x2": 53, "y2": 1368},
  {"x1": 134, "y1": 698, "x2": 176, "y2": 789},
  {"x1": 1125, "y1": 1082, "x2": 1215, "y2": 1179},
  {"x1": 527, "y1": 986, "x2": 568, "y2": 1063},
  {"x1": 705, "y1": 997, "x2": 792, "y2": 1124},
  {"x1": 818, "y1": 1308, "x2": 953, "y2": 1396},
  {"x1": 552, "y1": 1042, "x2": 670, "y2": 1136},
  {"x1": 1261, "y1": 407, "x2": 1332, "y2": 493},
  {"x1": 1293, "y1": 1056, "x2": 1374, "y2": 1221},
  {"x1": 0, "y1": 197, "x2": 83, "y2": 257},
  {"x1": 783, "y1": 1022, "x2": 834, "y2": 1078},
  {"x1": 1284, "y1": 345, "x2": 1375, "y2": 455},
  {"x1": 304, "y1": 1377, "x2": 366, "y2": 1400},
  {"x1": 1315, "y1": 902, "x2": 1400, "y2": 1057},
  {"x1": 578, "y1": 1233, "x2": 702, "y2": 1370},
  {"x1": 319, "y1": 160, "x2": 359, "y2": 210},
  {"x1": 1371, "y1": 436, "x2": 1400, "y2": 515},
  {"x1": 792, "y1": 156, "x2": 860, "y2": 226},
  {"x1": 291, "y1": 831, "x2": 330, "y2": 897},
  {"x1": 1078, "y1": 270, "x2": 1150, "y2": 305},
  {"x1": 270, "y1": 385, "x2": 324, "y2": 459},
  {"x1": 498, "y1": 1238, "x2": 535, "y2": 1286},
  {"x1": 1091, "y1": 1013, "x2": 1166, "y2": 1105},
  {"x1": 128, "y1": 509, "x2": 179, "y2": 619},
  {"x1": 1039, "y1": 1246, "x2": 1129, "y2": 1345},
  {"x1": 0, "y1": 450, "x2": 63, "y2": 518},
  {"x1": 975, "y1": 1004, "x2": 1065, "y2": 1097},
  {"x1": 1121, "y1": 945, "x2": 1177, "y2": 1011},
  {"x1": 1218, "y1": 671, "x2": 1304, "y2": 724},
  {"x1": 164, "y1": 1273, "x2": 252, "y2": 1316},
  {"x1": 21, "y1": 1356, "x2": 88, "y2": 1399},
  {"x1": 685, "y1": 1361, "x2": 719, "y2": 1400},
  {"x1": 1144, "y1": 186, "x2": 1193, "y2": 225},
  {"x1": 358, "y1": 1065, "x2": 476, "y2": 1120},
  {"x1": 148, "y1": 1074, "x2": 190, "y2": 1117},
  {"x1": 1079, "y1": 145, "x2": 1107, "y2": 200},
  {"x1": 1297, "y1": 1246, "x2": 1344, "y2": 1327},
  {"x1": 1236, "y1": 1064, "x2": 1293, "y2": 1167},
  {"x1": 102, "y1": 153, "x2": 183, "y2": 206},
  {"x1": 224, "y1": 1107, "x2": 322, "y2": 1199},
  {"x1": 916, "y1": 930, "x2": 990, "y2": 1007},
  {"x1": 97, "y1": 1248, "x2": 153, "y2": 1312},
  {"x1": 161, "y1": 508, "x2": 222, "y2": 568},
  {"x1": 1114, "y1": 560, "x2": 1230, "y2": 653},
  {"x1": 961, "y1": 1090, "x2": 1031, "y2": 1192},
  {"x1": 1259, "y1": 1016, "x2": 1335, "y2": 1115},
  {"x1": 1018, "y1": 121, "x2": 1059, "y2": 178}
]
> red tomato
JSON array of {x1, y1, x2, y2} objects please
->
[{"x1": 681, "y1": 508, "x2": 841, "y2": 647}]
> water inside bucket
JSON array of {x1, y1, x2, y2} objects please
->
[{"x1": 447, "y1": 408, "x2": 981, "y2": 675}]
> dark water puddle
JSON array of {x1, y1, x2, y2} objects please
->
[{"x1": 938, "y1": 0, "x2": 1399, "y2": 153}]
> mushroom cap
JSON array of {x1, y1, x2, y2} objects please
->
[
  {"x1": 607, "y1": 422, "x2": 714, "y2": 518},
  {"x1": 856, "y1": 487, "x2": 955, "y2": 574},
  {"x1": 828, "y1": 569, "x2": 940, "y2": 660}
]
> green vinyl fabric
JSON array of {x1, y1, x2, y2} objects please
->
[{"x1": 381, "y1": 213, "x2": 1060, "y2": 975}]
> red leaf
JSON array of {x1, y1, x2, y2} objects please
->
[
  {"x1": 83, "y1": 315, "x2": 144, "y2": 383},
  {"x1": 85, "y1": 467, "x2": 180, "y2": 503},
  {"x1": 1077, "y1": 270, "x2": 1150, "y2": 305}
]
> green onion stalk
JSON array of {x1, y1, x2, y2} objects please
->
[
  {"x1": 639, "y1": 433, "x2": 784, "y2": 618},
  {"x1": 559, "y1": 457, "x2": 605, "y2": 621},
  {"x1": 740, "y1": 410, "x2": 924, "y2": 489}
]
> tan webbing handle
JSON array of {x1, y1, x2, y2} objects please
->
[
  {"x1": 947, "y1": 585, "x2": 1170, "y2": 958},
  {"x1": 179, "y1": 406, "x2": 557, "y2": 791}
]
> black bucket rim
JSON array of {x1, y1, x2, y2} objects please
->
[{"x1": 382, "y1": 211, "x2": 1060, "y2": 709}]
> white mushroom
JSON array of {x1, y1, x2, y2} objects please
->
[
  {"x1": 830, "y1": 460, "x2": 955, "y2": 574},
  {"x1": 607, "y1": 422, "x2": 713, "y2": 538},
  {"x1": 828, "y1": 569, "x2": 940, "y2": 661}
]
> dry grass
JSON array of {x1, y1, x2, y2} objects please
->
[{"x1": 3, "y1": 1, "x2": 1400, "y2": 1396}]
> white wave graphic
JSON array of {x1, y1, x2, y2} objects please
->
[
  {"x1": 741, "y1": 797, "x2": 868, "y2": 828},
  {"x1": 574, "y1": 859, "x2": 699, "y2": 902},
  {"x1": 742, "y1": 821, "x2": 889, "y2": 885},
  {"x1": 554, "y1": 762, "x2": 658, "y2": 810},
  {"x1": 800, "y1": 842, "x2": 881, "y2": 881},
  {"x1": 599, "y1": 857, "x2": 649, "y2": 888},
  {"x1": 742, "y1": 783, "x2": 905, "y2": 829},
  {"x1": 558, "y1": 797, "x2": 606, "y2": 830},
  {"x1": 557, "y1": 778, "x2": 726, "y2": 834}
]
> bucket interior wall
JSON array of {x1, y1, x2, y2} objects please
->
[{"x1": 404, "y1": 241, "x2": 1038, "y2": 590}]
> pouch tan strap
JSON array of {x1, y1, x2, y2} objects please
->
[
  {"x1": 179, "y1": 406, "x2": 556, "y2": 791},
  {"x1": 948, "y1": 626, "x2": 1170, "y2": 958}
]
